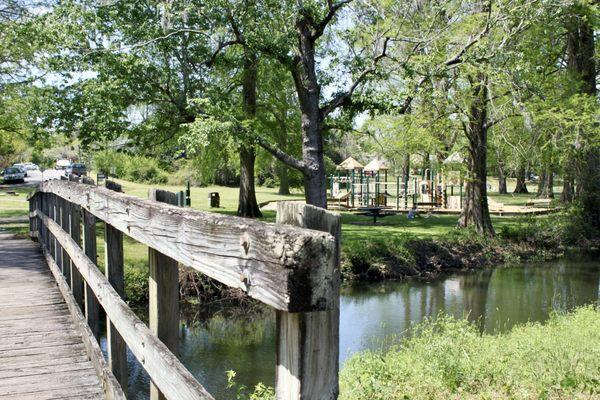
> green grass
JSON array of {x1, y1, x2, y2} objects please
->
[
  {"x1": 0, "y1": 187, "x2": 34, "y2": 218},
  {"x1": 340, "y1": 306, "x2": 600, "y2": 400},
  {"x1": 113, "y1": 179, "x2": 304, "y2": 213}
]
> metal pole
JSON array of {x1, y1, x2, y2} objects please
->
[{"x1": 186, "y1": 180, "x2": 191, "y2": 206}]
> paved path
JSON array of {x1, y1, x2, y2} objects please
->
[{"x1": 0, "y1": 233, "x2": 104, "y2": 400}]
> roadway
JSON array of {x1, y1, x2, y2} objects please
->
[{"x1": 0, "y1": 169, "x2": 64, "y2": 189}]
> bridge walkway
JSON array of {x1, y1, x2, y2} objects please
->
[{"x1": 0, "y1": 233, "x2": 104, "y2": 400}]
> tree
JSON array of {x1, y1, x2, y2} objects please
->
[{"x1": 565, "y1": 0, "x2": 598, "y2": 227}]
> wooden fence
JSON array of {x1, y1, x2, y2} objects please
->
[{"x1": 28, "y1": 178, "x2": 341, "y2": 400}]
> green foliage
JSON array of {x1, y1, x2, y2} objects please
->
[
  {"x1": 498, "y1": 206, "x2": 599, "y2": 246},
  {"x1": 124, "y1": 263, "x2": 149, "y2": 305},
  {"x1": 93, "y1": 151, "x2": 167, "y2": 184},
  {"x1": 226, "y1": 370, "x2": 275, "y2": 400},
  {"x1": 126, "y1": 156, "x2": 168, "y2": 184},
  {"x1": 340, "y1": 306, "x2": 600, "y2": 399}
]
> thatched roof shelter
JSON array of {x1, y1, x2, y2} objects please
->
[
  {"x1": 363, "y1": 158, "x2": 389, "y2": 172},
  {"x1": 337, "y1": 157, "x2": 364, "y2": 170}
]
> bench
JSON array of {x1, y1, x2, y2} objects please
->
[{"x1": 526, "y1": 198, "x2": 552, "y2": 208}]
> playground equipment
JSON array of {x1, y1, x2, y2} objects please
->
[{"x1": 328, "y1": 154, "x2": 466, "y2": 211}]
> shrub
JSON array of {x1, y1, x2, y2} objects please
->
[
  {"x1": 125, "y1": 263, "x2": 149, "y2": 305},
  {"x1": 126, "y1": 155, "x2": 167, "y2": 184},
  {"x1": 93, "y1": 150, "x2": 128, "y2": 177},
  {"x1": 340, "y1": 306, "x2": 600, "y2": 399}
]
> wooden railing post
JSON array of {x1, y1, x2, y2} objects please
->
[
  {"x1": 67, "y1": 175, "x2": 84, "y2": 309},
  {"x1": 104, "y1": 180, "x2": 128, "y2": 390},
  {"x1": 60, "y1": 195, "x2": 72, "y2": 285},
  {"x1": 48, "y1": 193, "x2": 55, "y2": 258},
  {"x1": 82, "y1": 177, "x2": 100, "y2": 340},
  {"x1": 148, "y1": 189, "x2": 180, "y2": 400},
  {"x1": 275, "y1": 202, "x2": 341, "y2": 400},
  {"x1": 53, "y1": 194, "x2": 63, "y2": 273}
]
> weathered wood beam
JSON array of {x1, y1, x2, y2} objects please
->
[
  {"x1": 39, "y1": 180, "x2": 336, "y2": 312},
  {"x1": 275, "y1": 202, "x2": 341, "y2": 400},
  {"x1": 104, "y1": 181, "x2": 128, "y2": 390},
  {"x1": 149, "y1": 189, "x2": 180, "y2": 400},
  {"x1": 81, "y1": 178, "x2": 100, "y2": 340},
  {"x1": 37, "y1": 211, "x2": 215, "y2": 400},
  {"x1": 70, "y1": 202, "x2": 84, "y2": 310}
]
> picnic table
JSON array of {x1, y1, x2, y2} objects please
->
[{"x1": 356, "y1": 206, "x2": 388, "y2": 224}]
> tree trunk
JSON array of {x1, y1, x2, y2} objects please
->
[
  {"x1": 402, "y1": 154, "x2": 410, "y2": 184},
  {"x1": 237, "y1": 50, "x2": 262, "y2": 218},
  {"x1": 580, "y1": 148, "x2": 600, "y2": 229},
  {"x1": 293, "y1": 19, "x2": 328, "y2": 209},
  {"x1": 277, "y1": 163, "x2": 290, "y2": 195},
  {"x1": 538, "y1": 168, "x2": 554, "y2": 199},
  {"x1": 497, "y1": 164, "x2": 507, "y2": 194},
  {"x1": 457, "y1": 73, "x2": 495, "y2": 236},
  {"x1": 513, "y1": 166, "x2": 529, "y2": 193},
  {"x1": 561, "y1": 174, "x2": 575, "y2": 203}
]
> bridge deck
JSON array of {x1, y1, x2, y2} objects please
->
[{"x1": 0, "y1": 233, "x2": 105, "y2": 400}]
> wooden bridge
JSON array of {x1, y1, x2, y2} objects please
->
[{"x1": 1, "y1": 178, "x2": 341, "y2": 400}]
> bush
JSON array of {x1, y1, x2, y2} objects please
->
[
  {"x1": 125, "y1": 263, "x2": 149, "y2": 305},
  {"x1": 93, "y1": 151, "x2": 168, "y2": 184},
  {"x1": 340, "y1": 306, "x2": 600, "y2": 399},
  {"x1": 93, "y1": 150, "x2": 128, "y2": 177},
  {"x1": 126, "y1": 155, "x2": 167, "y2": 184}
]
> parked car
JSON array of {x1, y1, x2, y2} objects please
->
[
  {"x1": 12, "y1": 163, "x2": 28, "y2": 177},
  {"x1": 23, "y1": 162, "x2": 39, "y2": 171},
  {"x1": 2, "y1": 167, "x2": 25, "y2": 183},
  {"x1": 56, "y1": 159, "x2": 71, "y2": 170},
  {"x1": 66, "y1": 163, "x2": 87, "y2": 177}
]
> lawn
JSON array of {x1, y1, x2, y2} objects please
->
[
  {"x1": 0, "y1": 187, "x2": 35, "y2": 218},
  {"x1": 1, "y1": 178, "x2": 547, "y2": 258}
]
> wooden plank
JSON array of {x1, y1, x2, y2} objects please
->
[
  {"x1": 60, "y1": 196, "x2": 71, "y2": 284},
  {"x1": 0, "y1": 368, "x2": 100, "y2": 396},
  {"x1": 275, "y1": 202, "x2": 341, "y2": 400},
  {"x1": 39, "y1": 179, "x2": 336, "y2": 312},
  {"x1": 42, "y1": 247, "x2": 126, "y2": 400},
  {"x1": 1, "y1": 385, "x2": 103, "y2": 400},
  {"x1": 70, "y1": 201, "x2": 85, "y2": 310},
  {"x1": 149, "y1": 189, "x2": 181, "y2": 400},
  {"x1": 0, "y1": 360, "x2": 95, "y2": 379},
  {"x1": 104, "y1": 180, "x2": 128, "y2": 391},
  {"x1": 0, "y1": 354, "x2": 89, "y2": 371},
  {"x1": 83, "y1": 208, "x2": 100, "y2": 340},
  {"x1": 38, "y1": 211, "x2": 215, "y2": 400},
  {"x1": 82, "y1": 177, "x2": 101, "y2": 340}
]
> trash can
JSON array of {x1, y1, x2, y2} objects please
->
[{"x1": 208, "y1": 192, "x2": 220, "y2": 208}]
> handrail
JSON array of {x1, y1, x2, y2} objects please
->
[
  {"x1": 28, "y1": 181, "x2": 341, "y2": 400},
  {"x1": 37, "y1": 210, "x2": 214, "y2": 400},
  {"x1": 38, "y1": 179, "x2": 336, "y2": 312}
]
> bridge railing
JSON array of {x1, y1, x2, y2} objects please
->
[{"x1": 28, "y1": 178, "x2": 341, "y2": 400}]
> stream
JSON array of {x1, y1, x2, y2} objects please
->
[{"x1": 103, "y1": 258, "x2": 600, "y2": 399}]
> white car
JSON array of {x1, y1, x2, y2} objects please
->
[
  {"x1": 23, "y1": 162, "x2": 39, "y2": 171},
  {"x1": 56, "y1": 159, "x2": 71, "y2": 170},
  {"x1": 2, "y1": 167, "x2": 25, "y2": 183}
]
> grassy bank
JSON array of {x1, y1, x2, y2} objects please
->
[
  {"x1": 340, "y1": 306, "x2": 600, "y2": 399},
  {"x1": 341, "y1": 208, "x2": 599, "y2": 282}
]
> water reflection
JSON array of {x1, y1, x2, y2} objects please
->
[{"x1": 125, "y1": 259, "x2": 599, "y2": 399}]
